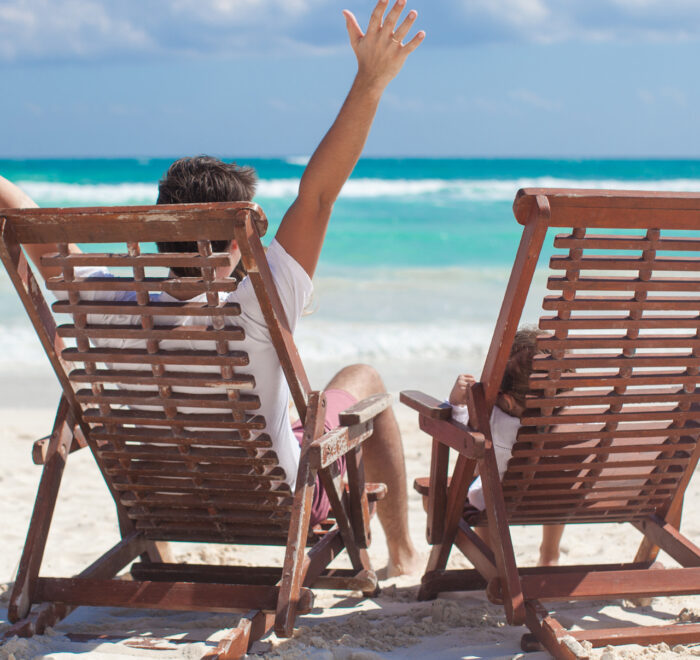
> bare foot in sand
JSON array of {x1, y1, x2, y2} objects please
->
[{"x1": 381, "y1": 549, "x2": 424, "y2": 579}]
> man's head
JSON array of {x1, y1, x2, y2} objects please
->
[{"x1": 155, "y1": 156, "x2": 258, "y2": 278}]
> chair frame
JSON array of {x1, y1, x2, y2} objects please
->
[
  {"x1": 0, "y1": 202, "x2": 388, "y2": 659},
  {"x1": 402, "y1": 189, "x2": 700, "y2": 659}
]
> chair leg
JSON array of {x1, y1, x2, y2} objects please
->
[
  {"x1": 418, "y1": 454, "x2": 475, "y2": 601},
  {"x1": 275, "y1": 392, "x2": 325, "y2": 638},
  {"x1": 202, "y1": 610, "x2": 275, "y2": 660},
  {"x1": 9, "y1": 400, "x2": 75, "y2": 622}
]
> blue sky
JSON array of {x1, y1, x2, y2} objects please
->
[{"x1": 2, "y1": 0, "x2": 700, "y2": 157}]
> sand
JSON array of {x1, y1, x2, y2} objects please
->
[{"x1": 2, "y1": 401, "x2": 700, "y2": 660}]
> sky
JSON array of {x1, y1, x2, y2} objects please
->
[{"x1": 2, "y1": 0, "x2": 700, "y2": 158}]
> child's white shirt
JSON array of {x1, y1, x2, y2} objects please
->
[{"x1": 450, "y1": 403, "x2": 521, "y2": 510}]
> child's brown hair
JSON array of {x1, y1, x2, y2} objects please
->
[{"x1": 498, "y1": 326, "x2": 548, "y2": 409}]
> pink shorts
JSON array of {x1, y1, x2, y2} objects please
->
[{"x1": 291, "y1": 388, "x2": 358, "y2": 526}]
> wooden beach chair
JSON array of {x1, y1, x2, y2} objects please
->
[
  {"x1": 402, "y1": 188, "x2": 700, "y2": 659},
  {"x1": 0, "y1": 201, "x2": 388, "y2": 659}
]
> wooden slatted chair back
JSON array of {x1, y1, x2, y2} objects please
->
[
  {"x1": 0, "y1": 202, "x2": 313, "y2": 546},
  {"x1": 479, "y1": 189, "x2": 700, "y2": 526}
]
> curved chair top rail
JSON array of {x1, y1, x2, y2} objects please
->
[
  {"x1": 0, "y1": 201, "x2": 268, "y2": 243},
  {"x1": 514, "y1": 187, "x2": 700, "y2": 229}
]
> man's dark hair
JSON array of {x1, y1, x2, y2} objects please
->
[{"x1": 155, "y1": 156, "x2": 258, "y2": 278}]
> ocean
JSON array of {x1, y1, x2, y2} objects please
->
[{"x1": 2, "y1": 157, "x2": 700, "y2": 403}]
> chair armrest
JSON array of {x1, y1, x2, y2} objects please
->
[
  {"x1": 32, "y1": 426, "x2": 88, "y2": 465},
  {"x1": 400, "y1": 390, "x2": 452, "y2": 420},
  {"x1": 338, "y1": 392, "x2": 391, "y2": 425},
  {"x1": 307, "y1": 421, "x2": 376, "y2": 471}
]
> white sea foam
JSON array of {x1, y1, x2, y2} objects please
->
[
  {"x1": 284, "y1": 156, "x2": 310, "y2": 166},
  {"x1": 18, "y1": 176, "x2": 700, "y2": 206},
  {"x1": 18, "y1": 181, "x2": 158, "y2": 205}
]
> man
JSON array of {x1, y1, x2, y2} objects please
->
[{"x1": 1, "y1": 0, "x2": 423, "y2": 576}]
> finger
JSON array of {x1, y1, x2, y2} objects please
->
[
  {"x1": 401, "y1": 29, "x2": 425, "y2": 54},
  {"x1": 343, "y1": 10, "x2": 364, "y2": 47},
  {"x1": 367, "y1": 0, "x2": 388, "y2": 33},
  {"x1": 383, "y1": 0, "x2": 406, "y2": 33},
  {"x1": 393, "y1": 8, "x2": 417, "y2": 42}
]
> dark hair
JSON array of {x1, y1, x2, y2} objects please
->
[
  {"x1": 155, "y1": 156, "x2": 258, "y2": 278},
  {"x1": 499, "y1": 326, "x2": 549, "y2": 407}
]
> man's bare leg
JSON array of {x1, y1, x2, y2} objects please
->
[{"x1": 325, "y1": 364, "x2": 421, "y2": 576}]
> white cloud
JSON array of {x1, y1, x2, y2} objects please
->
[
  {"x1": 0, "y1": 0, "x2": 151, "y2": 61},
  {"x1": 3, "y1": 0, "x2": 700, "y2": 62}
]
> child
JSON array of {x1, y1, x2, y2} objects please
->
[{"x1": 448, "y1": 326, "x2": 564, "y2": 566}]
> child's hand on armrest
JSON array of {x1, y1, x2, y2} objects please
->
[{"x1": 449, "y1": 374, "x2": 475, "y2": 406}]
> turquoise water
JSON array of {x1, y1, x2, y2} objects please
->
[
  {"x1": 5, "y1": 157, "x2": 700, "y2": 271},
  {"x1": 2, "y1": 158, "x2": 700, "y2": 391}
]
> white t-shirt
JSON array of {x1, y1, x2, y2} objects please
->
[
  {"x1": 450, "y1": 403, "x2": 521, "y2": 510},
  {"x1": 55, "y1": 239, "x2": 313, "y2": 489}
]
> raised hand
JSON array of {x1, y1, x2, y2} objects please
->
[
  {"x1": 343, "y1": 0, "x2": 425, "y2": 89},
  {"x1": 449, "y1": 374, "x2": 476, "y2": 406}
]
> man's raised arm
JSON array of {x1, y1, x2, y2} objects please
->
[{"x1": 274, "y1": 0, "x2": 424, "y2": 278}]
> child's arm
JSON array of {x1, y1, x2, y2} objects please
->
[
  {"x1": 449, "y1": 374, "x2": 475, "y2": 406},
  {"x1": 274, "y1": 0, "x2": 424, "y2": 278}
]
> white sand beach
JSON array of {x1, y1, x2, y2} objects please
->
[{"x1": 2, "y1": 397, "x2": 700, "y2": 660}]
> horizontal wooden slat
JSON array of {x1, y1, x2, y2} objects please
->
[
  {"x1": 540, "y1": 314, "x2": 700, "y2": 330},
  {"x1": 47, "y1": 277, "x2": 238, "y2": 293},
  {"x1": 126, "y1": 509, "x2": 288, "y2": 526},
  {"x1": 135, "y1": 519, "x2": 289, "y2": 537},
  {"x1": 120, "y1": 492, "x2": 293, "y2": 512},
  {"x1": 70, "y1": 368, "x2": 255, "y2": 389},
  {"x1": 504, "y1": 491, "x2": 668, "y2": 505},
  {"x1": 548, "y1": 275, "x2": 700, "y2": 291},
  {"x1": 76, "y1": 388, "x2": 260, "y2": 410},
  {"x1": 142, "y1": 531, "x2": 296, "y2": 545},
  {"x1": 3, "y1": 201, "x2": 266, "y2": 243},
  {"x1": 104, "y1": 463, "x2": 285, "y2": 482},
  {"x1": 511, "y1": 441, "x2": 696, "y2": 458},
  {"x1": 58, "y1": 323, "x2": 245, "y2": 342},
  {"x1": 63, "y1": 347, "x2": 249, "y2": 366},
  {"x1": 525, "y1": 389, "x2": 700, "y2": 408},
  {"x1": 533, "y1": 353, "x2": 700, "y2": 370},
  {"x1": 41, "y1": 251, "x2": 234, "y2": 268},
  {"x1": 115, "y1": 480, "x2": 292, "y2": 498},
  {"x1": 33, "y1": 577, "x2": 308, "y2": 613},
  {"x1": 543, "y1": 295, "x2": 700, "y2": 311},
  {"x1": 568, "y1": 622, "x2": 700, "y2": 648},
  {"x1": 522, "y1": 407, "x2": 700, "y2": 426},
  {"x1": 53, "y1": 300, "x2": 241, "y2": 317},
  {"x1": 518, "y1": 566, "x2": 700, "y2": 601},
  {"x1": 84, "y1": 408, "x2": 265, "y2": 429},
  {"x1": 517, "y1": 425, "x2": 699, "y2": 443},
  {"x1": 502, "y1": 483, "x2": 673, "y2": 496},
  {"x1": 506, "y1": 457, "x2": 685, "y2": 472},
  {"x1": 530, "y1": 370, "x2": 700, "y2": 389},
  {"x1": 90, "y1": 427, "x2": 271, "y2": 447},
  {"x1": 505, "y1": 512, "x2": 656, "y2": 524},
  {"x1": 553, "y1": 233, "x2": 700, "y2": 251},
  {"x1": 537, "y1": 334, "x2": 700, "y2": 351},
  {"x1": 502, "y1": 471, "x2": 679, "y2": 485},
  {"x1": 550, "y1": 255, "x2": 700, "y2": 272},
  {"x1": 99, "y1": 447, "x2": 279, "y2": 467}
]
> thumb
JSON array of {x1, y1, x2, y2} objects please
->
[{"x1": 343, "y1": 9, "x2": 363, "y2": 48}]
